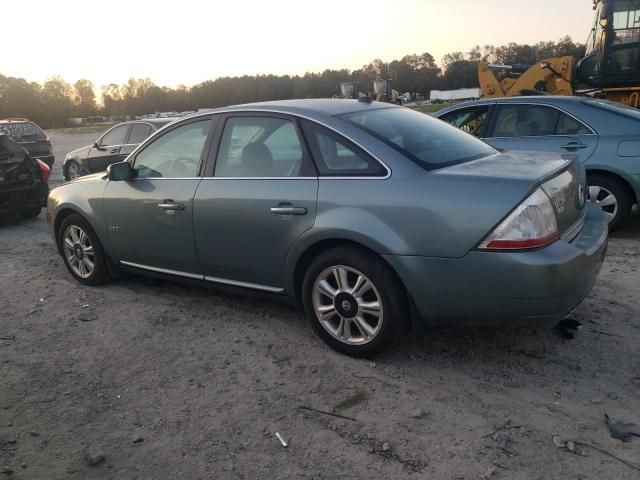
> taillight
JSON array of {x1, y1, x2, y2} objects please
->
[
  {"x1": 478, "y1": 188, "x2": 559, "y2": 250},
  {"x1": 36, "y1": 159, "x2": 51, "y2": 184}
]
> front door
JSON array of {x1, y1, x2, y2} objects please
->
[
  {"x1": 103, "y1": 117, "x2": 214, "y2": 277},
  {"x1": 88, "y1": 123, "x2": 130, "y2": 173},
  {"x1": 485, "y1": 104, "x2": 598, "y2": 162},
  {"x1": 194, "y1": 114, "x2": 318, "y2": 290}
]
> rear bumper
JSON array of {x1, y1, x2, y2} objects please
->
[{"x1": 385, "y1": 204, "x2": 608, "y2": 328}]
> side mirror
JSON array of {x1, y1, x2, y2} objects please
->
[
  {"x1": 107, "y1": 161, "x2": 134, "y2": 181},
  {"x1": 94, "y1": 142, "x2": 106, "y2": 151}
]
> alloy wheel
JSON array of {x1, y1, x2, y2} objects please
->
[
  {"x1": 588, "y1": 185, "x2": 618, "y2": 224},
  {"x1": 62, "y1": 225, "x2": 95, "y2": 278},
  {"x1": 311, "y1": 265, "x2": 384, "y2": 346}
]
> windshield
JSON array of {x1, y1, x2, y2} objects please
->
[{"x1": 338, "y1": 107, "x2": 496, "y2": 169}]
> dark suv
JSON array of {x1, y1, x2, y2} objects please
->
[
  {"x1": 0, "y1": 119, "x2": 54, "y2": 168},
  {"x1": 63, "y1": 119, "x2": 173, "y2": 180},
  {"x1": 0, "y1": 134, "x2": 50, "y2": 218}
]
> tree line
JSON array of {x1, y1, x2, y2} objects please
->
[{"x1": 0, "y1": 37, "x2": 584, "y2": 128}]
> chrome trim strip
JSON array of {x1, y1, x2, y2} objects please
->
[
  {"x1": 119, "y1": 260, "x2": 285, "y2": 293},
  {"x1": 204, "y1": 275, "x2": 285, "y2": 293},
  {"x1": 120, "y1": 261, "x2": 204, "y2": 280}
]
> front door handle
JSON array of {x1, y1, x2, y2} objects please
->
[
  {"x1": 158, "y1": 201, "x2": 185, "y2": 211},
  {"x1": 561, "y1": 142, "x2": 588, "y2": 150},
  {"x1": 270, "y1": 206, "x2": 307, "y2": 216},
  {"x1": 110, "y1": 147, "x2": 120, "y2": 154}
]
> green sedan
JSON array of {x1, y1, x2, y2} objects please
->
[{"x1": 47, "y1": 99, "x2": 608, "y2": 357}]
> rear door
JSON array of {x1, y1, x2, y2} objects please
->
[
  {"x1": 484, "y1": 104, "x2": 598, "y2": 161},
  {"x1": 0, "y1": 136, "x2": 34, "y2": 193},
  {"x1": 120, "y1": 122, "x2": 153, "y2": 158},
  {"x1": 437, "y1": 104, "x2": 494, "y2": 138},
  {"x1": 193, "y1": 113, "x2": 318, "y2": 291},
  {"x1": 88, "y1": 124, "x2": 130, "y2": 173}
]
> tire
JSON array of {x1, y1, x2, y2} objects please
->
[
  {"x1": 301, "y1": 246, "x2": 408, "y2": 358},
  {"x1": 65, "y1": 160, "x2": 80, "y2": 180},
  {"x1": 587, "y1": 174, "x2": 631, "y2": 230},
  {"x1": 20, "y1": 206, "x2": 41, "y2": 218},
  {"x1": 57, "y1": 214, "x2": 111, "y2": 286}
]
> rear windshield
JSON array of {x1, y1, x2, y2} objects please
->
[
  {"x1": 338, "y1": 107, "x2": 496, "y2": 169},
  {"x1": 0, "y1": 122, "x2": 46, "y2": 141}
]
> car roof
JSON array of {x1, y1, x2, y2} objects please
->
[
  {"x1": 192, "y1": 99, "x2": 395, "y2": 119},
  {"x1": 434, "y1": 95, "x2": 599, "y2": 115}
]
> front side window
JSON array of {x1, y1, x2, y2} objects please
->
[
  {"x1": 439, "y1": 106, "x2": 490, "y2": 137},
  {"x1": 491, "y1": 105, "x2": 559, "y2": 137},
  {"x1": 127, "y1": 123, "x2": 152, "y2": 144},
  {"x1": 215, "y1": 117, "x2": 306, "y2": 177},
  {"x1": 301, "y1": 120, "x2": 386, "y2": 176},
  {"x1": 133, "y1": 119, "x2": 211, "y2": 178},
  {"x1": 339, "y1": 107, "x2": 495, "y2": 169},
  {"x1": 100, "y1": 125, "x2": 129, "y2": 147}
]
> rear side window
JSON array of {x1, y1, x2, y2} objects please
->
[
  {"x1": 491, "y1": 105, "x2": 559, "y2": 137},
  {"x1": 339, "y1": 107, "x2": 495, "y2": 169},
  {"x1": 127, "y1": 123, "x2": 152, "y2": 144},
  {"x1": 301, "y1": 120, "x2": 386, "y2": 176},
  {"x1": 0, "y1": 122, "x2": 45, "y2": 141},
  {"x1": 555, "y1": 114, "x2": 592, "y2": 135}
]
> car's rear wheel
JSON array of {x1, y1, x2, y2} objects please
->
[
  {"x1": 58, "y1": 214, "x2": 110, "y2": 285},
  {"x1": 587, "y1": 174, "x2": 631, "y2": 230},
  {"x1": 65, "y1": 160, "x2": 80, "y2": 180},
  {"x1": 302, "y1": 247, "x2": 408, "y2": 358}
]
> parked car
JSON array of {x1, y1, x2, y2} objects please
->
[
  {"x1": 47, "y1": 100, "x2": 607, "y2": 357},
  {"x1": 62, "y1": 119, "x2": 173, "y2": 180},
  {"x1": 1, "y1": 133, "x2": 50, "y2": 218},
  {"x1": 0, "y1": 118, "x2": 54, "y2": 168},
  {"x1": 434, "y1": 96, "x2": 640, "y2": 229}
]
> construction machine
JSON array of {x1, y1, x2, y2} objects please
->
[
  {"x1": 478, "y1": 0, "x2": 640, "y2": 107},
  {"x1": 337, "y1": 80, "x2": 405, "y2": 104}
]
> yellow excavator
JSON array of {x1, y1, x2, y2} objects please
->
[{"x1": 479, "y1": 0, "x2": 640, "y2": 107}]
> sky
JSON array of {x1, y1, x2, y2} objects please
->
[{"x1": 2, "y1": 0, "x2": 595, "y2": 89}]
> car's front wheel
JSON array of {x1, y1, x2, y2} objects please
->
[
  {"x1": 58, "y1": 214, "x2": 111, "y2": 285},
  {"x1": 587, "y1": 174, "x2": 631, "y2": 230},
  {"x1": 65, "y1": 160, "x2": 81, "y2": 180},
  {"x1": 302, "y1": 247, "x2": 408, "y2": 358}
]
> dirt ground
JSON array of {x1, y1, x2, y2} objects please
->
[{"x1": 1, "y1": 131, "x2": 639, "y2": 479}]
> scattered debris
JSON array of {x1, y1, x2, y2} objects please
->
[
  {"x1": 483, "y1": 420, "x2": 524, "y2": 438},
  {"x1": 132, "y1": 435, "x2": 144, "y2": 444},
  {"x1": 298, "y1": 406, "x2": 356, "y2": 422},
  {"x1": 605, "y1": 414, "x2": 640, "y2": 443},
  {"x1": 481, "y1": 466, "x2": 497, "y2": 479},
  {"x1": 0, "y1": 335, "x2": 15, "y2": 341},
  {"x1": 555, "y1": 318, "x2": 582, "y2": 339},
  {"x1": 495, "y1": 433, "x2": 511, "y2": 452},
  {"x1": 1, "y1": 466, "x2": 14, "y2": 475},
  {"x1": 382, "y1": 442, "x2": 390, "y2": 452},
  {"x1": 30, "y1": 431, "x2": 39, "y2": 437},
  {"x1": 333, "y1": 390, "x2": 368, "y2": 412},
  {"x1": 410, "y1": 408, "x2": 426, "y2": 419},
  {"x1": 552, "y1": 436, "x2": 585, "y2": 456},
  {"x1": 275, "y1": 432, "x2": 289, "y2": 448},
  {"x1": 81, "y1": 304, "x2": 90, "y2": 309},
  {"x1": 85, "y1": 446, "x2": 105, "y2": 465},
  {"x1": 78, "y1": 313, "x2": 98, "y2": 322}
]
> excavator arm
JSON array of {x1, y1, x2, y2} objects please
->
[{"x1": 478, "y1": 56, "x2": 576, "y2": 98}]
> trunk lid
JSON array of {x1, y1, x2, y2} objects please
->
[{"x1": 438, "y1": 151, "x2": 587, "y2": 238}]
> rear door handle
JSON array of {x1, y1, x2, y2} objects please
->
[
  {"x1": 270, "y1": 206, "x2": 307, "y2": 216},
  {"x1": 561, "y1": 142, "x2": 588, "y2": 150},
  {"x1": 158, "y1": 201, "x2": 185, "y2": 211},
  {"x1": 110, "y1": 147, "x2": 120, "y2": 154}
]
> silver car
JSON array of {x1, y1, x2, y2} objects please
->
[{"x1": 48, "y1": 100, "x2": 608, "y2": 357}]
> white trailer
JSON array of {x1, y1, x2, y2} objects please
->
[{"x1": 430, "y1": 88, "x2": 481, "y2": 102}]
